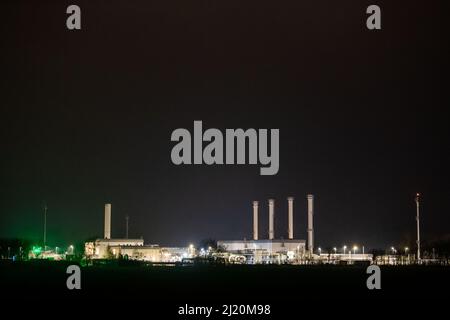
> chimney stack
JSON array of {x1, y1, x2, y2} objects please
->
[
  {"x1": 287, "y1": 197, "x2": 294, "y2": 239},
  {"x1": 253, "y1": 201, "x2": 259, "y2": 240},
  {"x1": 268, "y1": 199, "x2": 275, "y2": 240},
  {"x1": 307, "y1": 195, "x2": 314, "y2": 254},
  {"x1": 104, "y1": 203, "x2": 111, "y2": 239}
]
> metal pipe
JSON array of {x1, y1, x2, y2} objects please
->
[
  {"x1": 307, "y1": 194, "x2": 314, "y2": 254},
  {"x1": 104, "y1": 203, "x2": 111, "y2": 239},
  {"x1": 268, "y1": 199, "x2": 275, "y2": 240},
  {"x1": 253, "y1": 201, "x2": 259, "y2": 241},
  {"x1": 287, "y1": 197, "x2": 294, "y2": 239}
]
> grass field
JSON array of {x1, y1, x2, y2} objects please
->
[{"x1": 1, "y1": 260, "x2": 448, "y2": 301}]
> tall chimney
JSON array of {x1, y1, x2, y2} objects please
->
[
  {"x1": 287, "y1": 197, "x2": 294, "y2": 239},
  {"x1": 104, "y1": 203, "x2": 111, "y2": 239},
  {"x1": 253, "y1": 201, "x2": 259, "y2": 241},
  {"x1": 268, "y1": 199, "x2": 275, "y2": 240},
  {"x1": 307, "y1": 195, "x2": 314, "y2": 254}
]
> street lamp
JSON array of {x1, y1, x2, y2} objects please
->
[
  {"x1": 391, "y1": 247, "x2": 396, "y2": 254},
  {"x1": 318, "y1": 247, "x2": 322, "y2": 255},
  {"x1": 415, "y1": 193, "x2": 421, "y2": 261},
  {"x1": 405, "y1": 247, "x2": 409, "y2": 255},
  {"x1": 353, "y1": 246, "x2": 358, "y2": 255},
  {"x1": 333, "y1": 247, "x2": 337, "y2": 254},
  {"x1": 343, "y1": 245, "x2": 347, "y2": 255}
]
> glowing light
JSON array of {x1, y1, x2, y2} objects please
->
[{"x1": 32, "y1": 246, "x2": 42, "y2": 254}]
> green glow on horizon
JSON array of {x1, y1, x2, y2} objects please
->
[{"x1": 32, "y1": 246, "x2": 42, "y2": 254}]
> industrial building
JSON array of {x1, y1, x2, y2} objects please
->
[
  {"x1": 218, "y1": 195, "x2": 312, "y2": 264},
  {"x1": 84, "y1": 204, "x2": 191, "y2": 262},
  {"x1": 85, "y1": 196, "x2": 372, "y2": 265},
  {"x1": 218, "y1": 195, "x2": 374, "y2": 264}
]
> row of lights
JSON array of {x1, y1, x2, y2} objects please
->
[
  {"x1": 33, "y1": 245, "x2": 75, "y2": 254},
  {"x1": 391, "y1": 247, "x2": 409, "y2": 255},
  {"x1": 317, "y1": 246, "x2": 410, "y2": 255},
  {"x1": 317, "y1": 245, "x2": 360, "y2": 255}
]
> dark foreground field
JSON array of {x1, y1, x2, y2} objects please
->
[{"x1": 1, "y1": 261, "x2": 448, "y2": 302}]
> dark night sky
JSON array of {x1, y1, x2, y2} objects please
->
[{"x1": 1, "y1": 0, "x2": 448, "y2": 249}]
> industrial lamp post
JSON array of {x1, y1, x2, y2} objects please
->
[{"x1": 415, "y1": 193, "x2": 421, "y2": 262}]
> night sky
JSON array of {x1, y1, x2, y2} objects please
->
[{"x1": 1, "y1": 0, "x2": 448, "y2": 249}]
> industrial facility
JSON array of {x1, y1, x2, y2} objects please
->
[
  {"x1": 218, "y1": 196, "x2": 309, "y2": 264},
  {"x1": 84, "y1": 204, "x2": 192, "y2": 262},
  {"x1": 218, "y1": 195, "x2": 373, "y2": 264},
  {"x1": 84, "y1": 195, "x2": 373, "y2": 265}
]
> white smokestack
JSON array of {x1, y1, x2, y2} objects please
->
[
  {"x1": 307, "y1": 194, "x2": 314, "y2": 254},
  {"x1": 253, "y1": 201, "x2": 259, "y2": 240},
  {"x1": 268, "y1": 199, "x2": 275, "y2": 240},
  {"x1": 104, "y1": 203, "x2": 111, "y2": 239},
  {"x1": 287, "y1": 197, "x2": 294, "y2": 239}
]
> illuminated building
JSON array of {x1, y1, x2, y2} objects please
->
[{"x1": 84, "y1": 204, "x2": 189, "y2": 262}]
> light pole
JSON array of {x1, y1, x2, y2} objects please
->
[
  {"x1": 415, "y1": 193, "x2": 421, "y2": 262},
  {"x1": 43, "y1": 201, "x2": 48, "y2": 251},
  {"x1": 343, "y1": 245, "x2": 347, "y2": 255}
]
